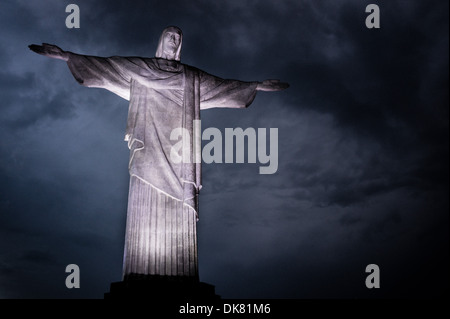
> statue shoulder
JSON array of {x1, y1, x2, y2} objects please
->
[{"x1": 180, "y1": 63, "x2": 206, "y2": 77}]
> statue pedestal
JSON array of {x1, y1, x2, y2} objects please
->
[{"x1": 104, "y1": 275, "x2": 220, "y2": 301}]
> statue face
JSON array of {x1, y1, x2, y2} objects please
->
[
  {"x1": 155, "y1": 26, "x2": 183, "y2": 61},
  {"x1": 162, "y1": 31, "x2": 181, "y2": 55}
]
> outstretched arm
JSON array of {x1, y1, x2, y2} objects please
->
[
  {"x1": 28, "y1": 43, "x2": 184, "y2": 96},
  {"x1": 28, "y1": 43, "x2": 134, "y2": 100},
  {"x1": 199, "y1": 71, "x2": 289, "y2": 110},
  {"x1": 256, "y1": 79, "x2": 289, "y2": 91},
  {"x1": 28, "y1": 43, "x2": 69, "y2": 61}
]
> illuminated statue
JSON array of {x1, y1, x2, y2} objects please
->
[{"x1": 29, "y1": 26, "x2": 288, "y2": 283}]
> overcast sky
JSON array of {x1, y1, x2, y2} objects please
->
[{"x1": 0, "y1": 0, "x2": 448, "y2": 299}]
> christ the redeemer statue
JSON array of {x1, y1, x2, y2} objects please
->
[{"x1": 29, "y1": 26, "x2": 288, "y2": 284}]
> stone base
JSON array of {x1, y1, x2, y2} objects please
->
[{"x1": 104, "y1": 275, "x2": 220, "y2": 301}]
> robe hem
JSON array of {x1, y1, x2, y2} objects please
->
[{"x1": 129, "y1": 173, "x2": 199, "y2": 220}]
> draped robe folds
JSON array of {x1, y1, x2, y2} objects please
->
[{"x1": 66, "y1": 52, "x2": 258, "y2": 278}]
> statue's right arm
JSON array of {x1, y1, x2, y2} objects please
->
[
  {"x1": 30, "y1": 45, "x2": 136, "y2": 101},
  {"x1": 28, "y1": 45, "x2": 179, "y2": 98},
  {"x1": 28, "y1": 43, "x2": 69, "y2": 61}
]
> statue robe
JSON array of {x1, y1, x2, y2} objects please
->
[{"x1": 66, "y1": 53, "x2": 258, "y2": 278}]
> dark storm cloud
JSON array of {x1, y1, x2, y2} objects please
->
[
  {"x1": 0, "y1": 73, "x2": 76, "y2": 129},
  {"x1": 281, "y1": 1, "x2": 448, "y2": 138}
]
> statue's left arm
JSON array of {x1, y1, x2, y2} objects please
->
[
  {"x1": 256, "y1": 79, "x2": 290, "y2": 92},
  {"x1": 199, "y1": 71, "x2": 289, "y2": 110}
]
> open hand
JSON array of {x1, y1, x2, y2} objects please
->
[
  {"x1": 256, "y1": 79, "x2": 289, "y2": 91},
  {"x1": 28, "y1": 43, "x2": 69, "y2": 61}
]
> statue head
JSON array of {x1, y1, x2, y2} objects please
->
[{"x1": 155, "y1": 26, "x2": 183, "y2": 61}]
